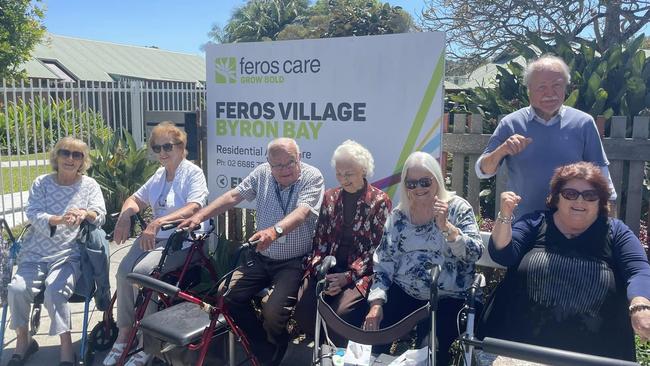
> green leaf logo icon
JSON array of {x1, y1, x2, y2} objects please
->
[{"x1": 215, "y1": 57, "x2": 236, "y2": 84}]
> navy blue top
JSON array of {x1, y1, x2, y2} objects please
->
[
  {"x1": 489, "y1": 211, "x2": 650, "y2": 301},
  {"x1": 481, "y1": 211, "x2": 649, "y2": 360}
]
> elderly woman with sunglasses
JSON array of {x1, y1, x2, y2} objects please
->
[
  {"x1": 478, "y1": 161, "x2": 650, "y2": 362},
  {"x1": 7, "y1": 137, "x2": 106, "y2": 366},
  {"x1": 364, "y1": 151, "x2": 483, "y2": 365},
  {"x1": 103, "y1": 122, "x2": 208, "y2": 366}
]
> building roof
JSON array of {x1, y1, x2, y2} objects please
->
[
  {"x1": 460, "y1": 55, "x2": 527, "y2": 89},
  {"x1": 24, "y1": 33, "x2": 206, "y2": 83}
]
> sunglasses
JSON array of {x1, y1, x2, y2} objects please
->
[
  {"x1": 405, "y1": 177, "x2": 433, "y2": 190},
  {"x1": 559, "y1": 188, "x2": 599, "y2": 202},
  {"x1": 57, "y1": 149, "x2": 84, "y2": 160},
  {"x1": 151, "y1": 142, "x2": 180, "y2": 153}
]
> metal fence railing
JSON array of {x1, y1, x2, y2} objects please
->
[{"x1": 0, "y1": 79, "x2": 205, "y2": 228}]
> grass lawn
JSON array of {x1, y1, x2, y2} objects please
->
[
  {"x1": 0, "y1": 152, "x2": 49, "y2": 162},
  {"x1": 1, "y1": 164, "x2": 51, "y2": 193}
]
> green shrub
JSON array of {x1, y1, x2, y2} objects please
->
[
  {"x1": 0, "y1": 96, "x2": 113, "y2": 155},
  {"x1": 638, "y1": 335, "x2": 650, "y2": 365},
  {"x1": 87, "y1": 130, "x2": 158, "y2": 233}
]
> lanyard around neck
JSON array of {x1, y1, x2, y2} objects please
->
[{"x1": 275, "y1": 182, "x2": 295, "y2": 216}]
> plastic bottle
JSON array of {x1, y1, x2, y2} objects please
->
[{"x1": 332, "y1": 348, "x2": 345, "y2": 366}]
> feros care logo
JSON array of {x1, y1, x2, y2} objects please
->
[
  {"x1": 215, "y1": 57, "x2": 237, "y2": 84},
  {"x1": 214, "y1": 56, "x2": 322, "y2": 85}
]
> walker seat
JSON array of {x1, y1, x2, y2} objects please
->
[{"x1": 140, "y1": 301, "x2": 227, "y2": 346}]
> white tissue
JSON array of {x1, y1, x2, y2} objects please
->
[
  {"x1": 387, "y1": 347, "x2": 429, "y2": 366},
  {"x1": 343, "y1": 341, "x2": 372, "y2": 365}
]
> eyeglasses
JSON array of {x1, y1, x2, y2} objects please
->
[
  {"x1": 559, "y1": 188, "x2": 599, "y2": 202},
  {"x1": 57, "y1": 149, "x2": 84, "y2": 160},
  {"x1": 151, "y1": 142, "x2": 180, "y2": 153},
  {"x1": 336, "y1": 171, "x2": 360, "y2": 180},
  {"x1": 268, "y1": 159, "x2": 297, "y2": 171},
  {"x1": 405, "y1": 177, "x2": 433, "y2": 190}
]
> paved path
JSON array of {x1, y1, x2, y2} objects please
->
[{"x1": 1, "y1": 238, "x2": 312, "y2": 366}]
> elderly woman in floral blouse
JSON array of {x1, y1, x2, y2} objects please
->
[
  {"x1": 364, "y1": 151, "x2": 483, "y2": 365},
  {"x1": 294, "y1": 140, "x2": 391, "y2": 346}
]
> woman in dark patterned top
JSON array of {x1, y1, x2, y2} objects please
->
[
  {"x1": 364, "y1": 151, "x2": 483, "y2": 365},
  {"x1": 478, "y1": 162, "x2": 650, "y2": 362},
  {"x1": 294, "y1": 140, "x2": 391, "y2": 346}
]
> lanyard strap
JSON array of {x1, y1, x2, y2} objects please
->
[{"x1": 275, "y1": 183, "x2": 295, "y2": 216}]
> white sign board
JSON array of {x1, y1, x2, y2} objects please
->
[{"x1": 205, "y1": 32, "x2": 445, "y2": 207}]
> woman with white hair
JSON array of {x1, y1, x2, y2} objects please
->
[
  {"x1": 364, "y1": 151, "x2": 483, "y2": 365},
  {"x1": 294, "y1": 140, "x2": 392, "y2": 346}
]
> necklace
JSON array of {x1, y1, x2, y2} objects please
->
[{"x1": 158, "y1": 180, "x2": 168, "y2": 207}]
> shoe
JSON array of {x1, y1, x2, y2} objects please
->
[
  {"x1": 102, "y1": 342, "x2": 127, "y2": 366},
  {"x1": 6, "y1": 339, "x2": 39, "y2": 366},
  {"x1": 124, "y1": 350, "x2": 152, "y2": 366}
]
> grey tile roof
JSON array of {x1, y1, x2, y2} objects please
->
[{"x1": 24, "y1": 33, "x2": 206, "y2": 83}]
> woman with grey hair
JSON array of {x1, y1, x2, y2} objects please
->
[
  {"x1": 364, "y1": 151, "x2": 482, "y2": 365},
  {"x1": 7, "y1": 137, "x2": 106, "y2": 366},
  {"x1": 294, "y1": 140, "x2": 392, "y2": 345}
]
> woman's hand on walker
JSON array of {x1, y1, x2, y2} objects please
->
[{"x1": 364, "y1": 302, "x2": 384, "y2": 331}]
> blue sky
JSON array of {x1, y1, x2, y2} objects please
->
[{"x1": 42, "y1": 0, "x2": 428, "y2": 55}]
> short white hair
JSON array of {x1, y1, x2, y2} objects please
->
[
  {"x1": 267, "y1": 137, "x2": 300, "y2": 158},
  {"x1": 524, "y1": 55, "x2": 571, "y2": 87},
  {"x1": 330, "y1": 140, "x2": 375, "y2": 177},
  {"x1": 396, "y1": 151, "x2": 454, "y2": 215}
]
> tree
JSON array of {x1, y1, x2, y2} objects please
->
[
  {"x1": 208, "y1": 0, "x2": 414, "y2": 44},
  {"x1": 449, "y1": 33, "x2": 650, "y2": 127},
  {"x1": 420, "y1": 0, "x2": 650, "y2": 68},
  {"x1": 0, "y1": 0, "x2": 45, "y2": 80},
  {"x1": 209, "y1": 0, "x2": 310, "y2": 43},
  {"x1": 323, "y1": 0, "x2": 413, "y2": 37}
]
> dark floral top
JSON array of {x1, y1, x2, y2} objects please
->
[
  {"x1": 368, "y1": 195, "x2": 483, "y2": 303},
  {"x1": 303, "y1": 182, "x2": 392, "y2": 296}
]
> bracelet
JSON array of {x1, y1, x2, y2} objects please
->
[
  {"x1": 496, "y1": 211, "x2": 514, "y2": 224},
  {"x1": 629, "y1": 304, "x2": 650, "y2": 315}
]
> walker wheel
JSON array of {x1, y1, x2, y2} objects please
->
[{"x1": 89, "y1": 319, "x2": 118, "y2": 351}]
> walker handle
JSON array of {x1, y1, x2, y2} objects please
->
[{"x1": 127, "y1": 273, "x2": 179, "y2": 298}]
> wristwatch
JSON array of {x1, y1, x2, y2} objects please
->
[{"x1": 274, "y1": 224, "x2": 284, "y2": 238}]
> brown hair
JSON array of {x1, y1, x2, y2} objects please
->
[
  {"x1": 546, "y1": 162, "x2": 610, "y2": 216},
  {"x1": 49, "y1": 136, "x2": 92, "y2": 174},
  {"x1": 149, "y1": 121, "x2": 187, "y2": 157}
]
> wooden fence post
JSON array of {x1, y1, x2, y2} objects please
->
[
  {"x1": 607, "y1": 116, "x2": 627, "y2": 219},
  {"x1": 624, "y1": 116, "x2": 649, "y2": 235},
  {"x1": 451, "y1": 114, "x2": 467, "y2": 196},
  {"x1": 467, "y1": 114, "x2": 483, "y2": 215}
]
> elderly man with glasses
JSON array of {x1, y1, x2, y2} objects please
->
[{"x1": 179, "y1": 137, "x2": 324, "y2": 366}]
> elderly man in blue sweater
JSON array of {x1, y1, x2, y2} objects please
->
[{"x1": 475, "y1": 55, "x2": 616, "y2": 217}]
